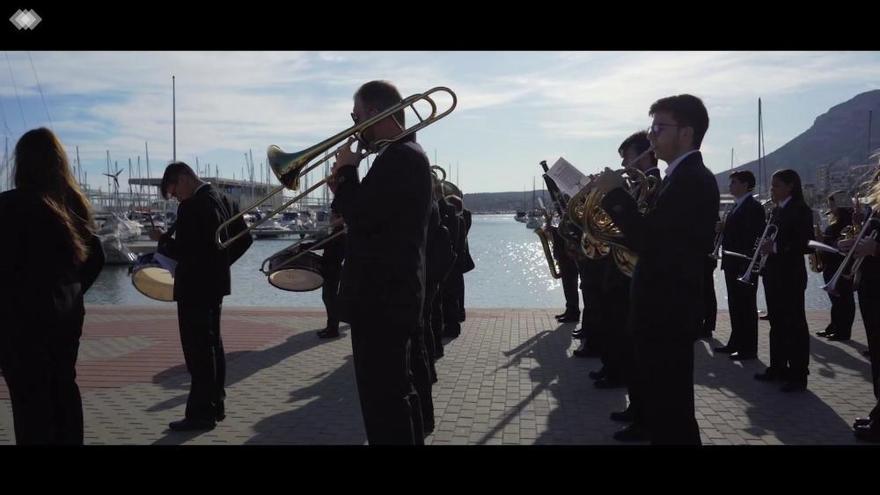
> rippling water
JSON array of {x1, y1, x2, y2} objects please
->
[{"x1": 86, "y1": 214, "x2": 834, "y2": 310}]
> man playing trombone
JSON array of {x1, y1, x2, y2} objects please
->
[{"x1": 328, "y1": 80, "x2": 436, "y2": 444}]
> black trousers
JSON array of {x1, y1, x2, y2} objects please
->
[
  {"x1": 823, "y1": 270, "x2": 855, "y2": 338},
  {"x1": 578, "y1": 259, "x2": 605, "y2": 351},
  {"x1": 441, "y1": 269, "x2": 464, "y2": 337},
  {"x1": 559, "y1": 254, "x2": 580, "y2": 316},
  {"x1": 766, "y1": 272, "x2": 810, "y2": 380},
  {"x1": 177, "y1": 301, "x2": 226, "y2": 422},
  {"x1": 702, "y1": 261, "x2": 717, "y2": 334},
  {"x1": 600, "y1": 276, "x2": 630, "y2": 381},
  {"x1": 1, "y1": 313, "x2": 84, "y2": 445},
  {"x1": 638, "y1": 336, "x2": 702, "y2": 445},
  {"x1": 425, "y1": 281, "x2": 443, "y2": 362},
  {"x1": 350, "y1": 312, "x2": 421, "y2": 445},
  {"x1": 409, "y1": 329, "x2": 434, "y2": 436},
  {"x1": 858, "y1": 286, "x2": 880, "y2": 405},
  {"x1": 322, "y1": 268, "x2": 342, "y2": 332},
  {"x1": 724, "y1": 270, "x2": 759, "y2": 354}
]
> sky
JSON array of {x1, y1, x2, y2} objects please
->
[{"x1": 1, "y1": 51, "x2": 879, "y2": 196}]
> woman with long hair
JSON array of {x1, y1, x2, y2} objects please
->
[
  {"x1": 0, "y1": 127, "x2": 105, "y2": 444},
  {"x1": 753, "y1": 169, "x2": 814, "y2": 392},
  {"x1": 841, "y1": 172, "x2": 880, "y2": 442}
]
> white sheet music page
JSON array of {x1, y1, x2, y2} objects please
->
[{"x1": 546, "y1": 157, "x2": 590, "y2": 199}]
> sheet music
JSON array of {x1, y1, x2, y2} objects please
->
[{"x1": 546, "y1": 157, "x2": 591, "y2": 199}]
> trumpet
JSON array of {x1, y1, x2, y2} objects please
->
[
  {"x1": 822, "y1": 209, "x2": 880, "y2": 295},
  {"x1": 737, "y1": 199, "x2": 777, "y2": 285},
  {"x1": 214, "y1": 86, "x2": 457, "y2": 249},
  {"x1": 710, "y1": 205, "x2": 731, "y2": 260}
]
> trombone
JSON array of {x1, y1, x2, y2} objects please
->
[
  {"x1": 822, "y1": 209, "x2": 880, "y2": 295},
  {"x1": 214, "y1": 86, "x2": 457, "y2": 249}
]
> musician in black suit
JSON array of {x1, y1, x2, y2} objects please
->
[
  {"x1": 542, "y1": 166, "x2": 582, "y2": 324},
  {"x1": 317, "y1": 205, "x2": 346, "y2": 339},
  {"x1": 815, "y1": 191, "x2": 855, "y2": 341},
  {"x1": 433, "y1": 195, "x2": 461, "y2": 340},
  {"x1": 715, "y1": 170, "x2": 765, "y2": 360},
  {"x1": 442, "y1": 195, "x2": 468, "y2": 337},
  {"x1": 0, "y1": 128, "x2": 105, "y2": 444},
  {"x1": 456, "y1": 202, "x2": 475, "y2": 323},
  {"x1": 152, "y1": 161, "x2": 249, "y2": 431},
  {"x1": 606, "y1": 131, "x2": 660, "y2": 440},
  {"x1": 753, "y1": 169, "x2": 814, "y2": 392},
  {"x1": 594, "y1": 94, "x2": 719, "y2": 445},
  {"x1": 840, "y1": 186, "x2": 880, "y2": 441},
  {"x1": 424, "y1": 194, "x2": 456, "y2": 367},
  {"x1": 330, "y1": 80, "x2": 433, "y2": 444}
]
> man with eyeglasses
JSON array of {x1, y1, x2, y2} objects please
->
[
  {"x1": 592, "y1": 94, "x2": 720, "y2": 445},
  {"x1": 329, "y1": 80, "x2": 434, "y2": 445}
]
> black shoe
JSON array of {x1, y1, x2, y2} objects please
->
[
  {"x1": 594, "y1": 377, "x2": 626, "y2": 389},
  {"x1": 827, "y1": 334, "x2": 851, "y2": 341},
  {"x1": 557, "y1": 313, "x2": 580, "y2": 323},
  {"x1": 317, "y1": 328, "x2": 340, "y2": 339},
  {"x1": 613, "y1": 423, "x2": 649, "y2": 442},
  {"x1": 588, "y1": 368, "x2": 607, "y2": 380},
  {"x1": 571, "y1": 328, "x2": 585, "y2": 339},
  {"x1": 816, "y1": 329, "x2": 835, "y2": 337},
  {"x1": 729, "y1": 352, "x2": 757, "y2": 361},
  {"x1": 754, "y1": 368, "x2": 783, "y2": 382},
  {"x1": 714, "y1": 346, "x2": 736, "y2": 354},
  {"x1": 573, "y1": 347, "x2": 600, "y2": 358},
  {"x1": 169, "y1": 418, "x2": 216, "y2": 432},
  {"x1": 780, "y1": 380, "x2": 807, "y2": 393},
  {"x1": 759, "y1": 314, "x2": 770, "y2": 321},
  {"x1": 554, "y1": 312, "x2": 567, "y2": 319},
  {"x1": 853, "y1": 417, "x2": 872, "y2": 428},
  {"x1": 215, "y1": 402, "x2": 226, "y2": 422},
  {"x1": 610, "y1": 408, "x2": 635, "y2": 423},
  {"x1": 854, "y1": 424, "x2": 880, "y2": 442}
]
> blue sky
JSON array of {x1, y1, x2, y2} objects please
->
[{"x1": 1, "y1": 51, "x2": 879, "y2": 196}]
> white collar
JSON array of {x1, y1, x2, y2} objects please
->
[{"x1": 663, "y1": 149, "x2": 699, "y2": 178}]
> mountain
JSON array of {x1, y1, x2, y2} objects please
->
[{"x1": 716, "y1": 90, "x2": 880, "y2": 191}]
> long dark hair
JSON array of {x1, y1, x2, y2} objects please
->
[
  {"x1": 772, "y1": 169, "x2": 805, "y2": 203},
  {"x1": 14, "y1": 127, "x2": 95, "y2": 264}
]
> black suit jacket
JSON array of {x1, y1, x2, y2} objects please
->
[
  {"x1": 721, "y1": 195, "x2": 766, "y2": 274},
  {"x1": 762, "y1": 198, "x2": 813, "y2": 287},
  {"x1": 160, "y1": 184, "x2": 235, "y2": 305},
  {"x1": 601, "y1": 152, "x2": 720, "y2": 341},
  {"x1": 0, "y1": 189, "x2": 105, "y2": 333},
  {"x1": 334, "y1": 138, "x2": 433, "y2": 327}
]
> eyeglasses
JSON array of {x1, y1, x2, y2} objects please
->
[{"x1": 648, "y1": 123, "x2": 680, "y2": 135}]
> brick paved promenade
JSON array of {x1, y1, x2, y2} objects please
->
[{"x1": 0, "y1": 306, "x2": 876, "y2": 445}]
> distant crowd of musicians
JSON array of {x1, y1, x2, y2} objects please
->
[{"x1": 1, "y1": 81, "x2": 879, "y2": 445}]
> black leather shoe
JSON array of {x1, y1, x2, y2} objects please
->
[
  {"x1": 610, "y1": 408, "x2": 635, "y2": 423},
  {"x1": 827, "y1": 334, "x2": 851, "y2": 341},
  {"x1": 754, "y1": 368, "x2": 783, "y2": 382},
  {"x1": 554, "y1": 312, "x2": 567, "y2": 319},
  {"x1": 853, "y1": 417, "x2": 872, "y2": 428},
  {"x1": 816, "y1": 329, "x2": 834, "y2": 337},
  {"x1": 169, "y1": 418, "x2": 216, "y2": 432},
  {"x1": 729, "y1": 352, "x2": 757, "y2": 361},
  {"x1": 571, "y1": 328, "x2": 585, "y2": 339},
  {"x1": 854, "y1": 424, "x2": 880, "y2": 442},
  {"x1": 759, "y1": 314, "x2": 770, "y2": 321},
  {"x1": 594, "y1": 378, "x2": 626, "y2": 389},
  {"x1": 588, "y1": 368, "x2": 606, "y2": 380},
  {"x1": 317, "y1": 328, "x2": 340, "y2": 339},
  {"x1": 780, "y1": 380, "x2": 807, "y2": 393},
  {"x1": 573, "y1": 347, "x2": 600, "y2": 358},
  {"x1": 558, "y1": 314, "x2": 580, "y2": 323},
  {"x1": 613, "y1": 423, "x2": 649, "y2": 442},
  {"x1": 713, "y1": 346, "x2": 735, "y2": 354}
]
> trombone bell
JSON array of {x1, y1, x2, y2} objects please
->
[{"x1": 267, "y1": 145, "x2": 311, "y2": 190}]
